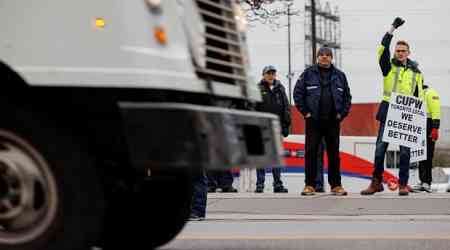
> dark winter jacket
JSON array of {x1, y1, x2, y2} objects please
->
[
  {"x1": 256, "y1": 79, "x2": 291, "y2": 136},
  {"x1": 294, "y1": 64, "x2": 352, "y2": 121}
]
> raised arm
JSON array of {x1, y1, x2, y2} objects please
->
[
  {"x1": 378, "y1": 33, "x2": 393, "y2": 76},
  {"x1": 377, "y1": 17, "x2": 405, "y2": 76}
]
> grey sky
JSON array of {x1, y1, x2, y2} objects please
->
[{"x1": 246, "y1": 0, "x2": 450, "y2": 106}]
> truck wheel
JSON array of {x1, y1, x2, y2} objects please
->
[
  {"x1": 0, "y1": 103, "x2": 105, "y2": 250},
  {"x1": 103, "y1": 170, "x2": 194, "y2": 249}
]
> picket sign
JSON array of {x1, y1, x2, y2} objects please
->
[{"x1": 382, "y1": 92, "x2": 427, "y2": 163}]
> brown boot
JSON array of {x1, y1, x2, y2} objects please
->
[
  {"x1": 301, "y1": 186, "x2": 316, "y2": 196},
  {"x1": 360, "y1": 178, "x2": 384, "y2": 195},
  {"x1": 398, "y1": 185, "x2": 409, "y2": 196},
  {"x1": 331, "y1": 186, "x2": 348, "y2": 196}
]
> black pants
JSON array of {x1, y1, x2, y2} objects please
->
[
  {"x1": 305, "y1": 118, "x2": 342, "y2": 188},
  {"x1": 315, "y1": 140, "x2": 325, "y2": 189},
  {"x1": 418, "y1": 136, "x2": 436, "y2": 185}
]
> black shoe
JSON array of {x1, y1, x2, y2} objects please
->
[
  {"x1": 274, "y1": 186, "x2": 288, "y2": 193},
  {"x1": 208, "y1": 187, "x2": 217, "y2": 193},
  {"x1": 255, "y1": 187, "x2": 264, "y2": 193},
  {"x1": 221, "y1": 187, "x2": 238, "y2": 193}
]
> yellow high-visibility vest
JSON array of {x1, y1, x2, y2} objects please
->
[{"x1": 377, "y1": 45, "x2": 424, "y2": 102}]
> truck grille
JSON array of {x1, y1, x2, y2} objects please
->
[{"x1": 195, "y1": 0, "x2": 247, "y2": 85}]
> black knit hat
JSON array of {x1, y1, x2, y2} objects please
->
[{"x1": 317, "y1": 46, "x2": 333, "y2": 58}]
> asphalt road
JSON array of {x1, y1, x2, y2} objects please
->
[{"x1": 162, "y1": 193, "x2": 450, "y2": 250}]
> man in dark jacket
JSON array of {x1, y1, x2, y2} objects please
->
[
  {"x1": 255, "y1": 65, "x2": 290, "y2": 193},
  {"x1": 294, "y1": 46, "x2": 352, "y2": 196}
]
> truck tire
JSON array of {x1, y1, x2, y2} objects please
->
[
  {"x1": 103, "y1": 170, "x2": 194, "y2": 249},
  {"x1": 0, "y1": 102, "x2": 105, "y2": 250}
]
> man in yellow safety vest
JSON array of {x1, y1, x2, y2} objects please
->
[
  {"x1": 361, "y1": 17, "x2": 424, "y2": 196},
  {"x1": 411, "y1": 84, "x2": 440, "y2": 193}
]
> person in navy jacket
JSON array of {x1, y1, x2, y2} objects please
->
[{"x1": 294, "y1": 46, "x2": 352, "y2": 196}]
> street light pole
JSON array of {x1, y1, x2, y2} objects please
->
[
  {"x1": 311, "y1": 0, "x2": 317, "y2": 65},
  {"x1": 287, "y1": 2, "x2": 292, "y2": 105}
]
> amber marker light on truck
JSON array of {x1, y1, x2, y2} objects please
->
[
  {"x1": 154, "y1": 26, "x2": 167, "y2": 45},
  {"x1": 95, "y1": 18, "x2": 106, "y2": 28}
]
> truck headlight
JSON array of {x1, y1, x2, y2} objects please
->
[
  {"x1": 146, "y1": 0, "x2": 161, "y2": 7},
  {"x1": 145, "y1": 0, "x2": 162, "y2": 13}
]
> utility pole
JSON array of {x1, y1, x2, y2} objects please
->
[
  {"x1": 287, "y1": 2, "x2": 292, "y2": 105},
  {"x1": 310, "y1": 0, "x2": 317, "y2": 65},
  {"x1": 304, "y1": 1, "x2": 341, "y2": 68}
]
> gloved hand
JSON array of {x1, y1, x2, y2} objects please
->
[
  {"x1": 392, "y1": 17, "x2": 405, "y2": 29},
  {"x1": 431, "y1": 128, "x2": 439, "y2": 141},
  {"x1": 282, "y1": 127, "x2": 289, "y2": 137}
]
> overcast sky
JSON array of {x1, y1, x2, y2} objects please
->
[{"x1": 246, "y1": 0, "x2": 450, "y2": 106}]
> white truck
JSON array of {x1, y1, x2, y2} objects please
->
[{"x1": 0, "y1": 1, "x2": 282, "y2": 249}]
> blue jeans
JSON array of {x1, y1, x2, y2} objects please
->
[
  {"x1": 256, "y1": 168, "x2": 283, "y2": 188},
  {"x1": 191, "y1": 170, "x2": 208, "y2": 217},
  {"x1": 373, "y1": 122, "x2": 410, "y2": 185}
]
